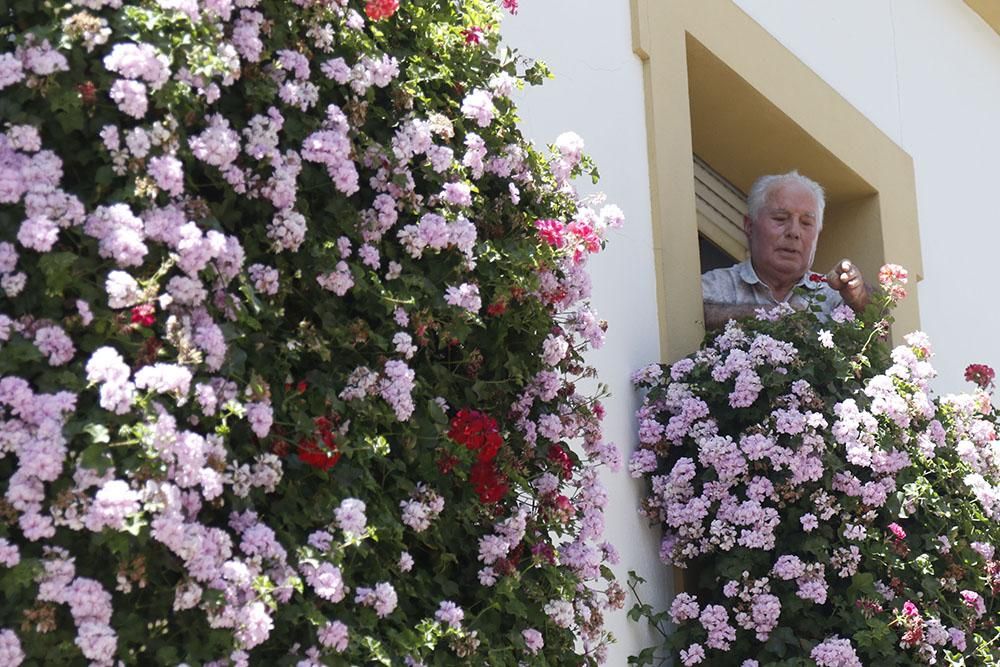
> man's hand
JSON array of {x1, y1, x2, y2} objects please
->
[{"x1": 826, "y1": 259, "x2": 871, "y2": 311}]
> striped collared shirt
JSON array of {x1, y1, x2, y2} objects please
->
[{"x1": 701, "y1": 259, "x2": 843, "y2": 316}]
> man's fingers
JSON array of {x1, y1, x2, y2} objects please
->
[{"x1": 829, "y1": 259, "x2": 856, "y2": 287}]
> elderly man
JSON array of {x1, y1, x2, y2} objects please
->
[{"x1": 702, "y1": 171, "x2": 870, "y2": 330}]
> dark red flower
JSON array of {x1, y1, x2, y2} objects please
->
[
  {"x1": 531, "y1": 542, "x2": 556, "y2": 564},
  {"x1": 130, "y1": 303, "x2": 156, "y2": 327},
  {"x1": 436, "y1": 453, "x2": 460, "y2": 474},
  {"x1": 271, "y1": 439, "x2": 290, "y2": 458},
  {"x1": 808, "y1": 272, "x2": 827, "y2": 283},
  {"x1": 470, "y1": 459, "x2": 508, "y2": 503},
  {"x1": 77, "y1": 81, "x2": 97, "y2": 105},
  {"x1": 364, "y1": 0, "x2": 399, "y2": 21},
  {"x1": 855, "y1": 597, "x2": 884, "y2": 619},
  {"x1": 547, "y1": 444, "x2": 574, "y2": 479},
  {"x1": 495, "y1": 542, "x2": 524, "y2": 574},
  {"x1": 486, "y1": 299, "x2": 507, "y2": 317},
  {"x1": 965, "y1": 363, "x2": 996, "y2": 389}
]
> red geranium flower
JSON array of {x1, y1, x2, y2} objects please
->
[
  {"x1": 470, "y1": 459, "x2": 508, "y2": 503},
  {"x1": 130, "y1": 303, "x2": 156, "y2": 327},
  {"x1": 297, "y1": 438, "x2": 341, "y2": 470},
  {"x1": 77, "y1": 81, "x2": 97, "y2": 105},
  {"x1": 297, "y1": 416, "x2": 341, "y2": 470},
  {"x1": 364, "y1": 0, "x2": 399, "y2": 21},
  {"x1": 965, "y1": 363, "x2": 995, "y2": 389},
  {"x1": 486, "y1": 299, "x2": 507, "y2": 317},
  {"x1": 448, "y1": 408, "x2": 502, "y2": 461},
  {"x1": 436, "y1": 453, "x2": 460, "y2": 474},
  {"x1": 449, "y1": 408, "x2": 508, "y2": 502}
]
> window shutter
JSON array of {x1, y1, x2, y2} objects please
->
[{"x1": 694, "y1": 155, "x2": 748, "y2": 261}]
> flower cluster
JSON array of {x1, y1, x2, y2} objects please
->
[
  {"x1": 0, "y1": 1, "x2": 622, "y2": 664},
  {"x1": 448, "y1": 408, "x2": 508, "y2": 502},
  {"x1": 629, "y1": 277, "x2": 999, "y2": 664},
  {"x1": 964, "y1": 362, "x2": 996, "y2": 390}
]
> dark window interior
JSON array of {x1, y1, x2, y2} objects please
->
[{"x1": 699, "y1": 234, "x2": 738, "y2": 274}]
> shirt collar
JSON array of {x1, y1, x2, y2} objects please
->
[{"x1": 738, "y1": 259, "x2": 826, "y2": 291}]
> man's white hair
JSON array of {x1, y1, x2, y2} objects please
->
[{"x1": 747, "y1": 171, "x2": 826, "y2": 229}]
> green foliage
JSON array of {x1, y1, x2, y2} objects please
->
[
  {"x1": 629, "y1": 288, "x2": 1000, "y2": 665},
  {"x1": 0, "y1": 0, "x2": 621, "y2": 664}
]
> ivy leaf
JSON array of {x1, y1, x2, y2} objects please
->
[{"x1": 84, "y1": 423, "x2": 111, "y2": 445}]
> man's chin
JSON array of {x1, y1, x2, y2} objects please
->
[{"x1": 770, "y1": 259, "x2": 808, "y2": 279}]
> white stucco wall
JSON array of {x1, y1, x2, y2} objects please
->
[
  {"x1": 503, "y1": 2, "x2": 673, "y2": 663},
  {"x1": 733, "y1": 0, "x2": 1000, "y2": 394}
]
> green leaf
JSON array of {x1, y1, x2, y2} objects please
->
[
  {"x1": 627, "y1": 646, "x2": 658, "y2": 666},
  {"x1": 80, "y1": 443, "x2": 113, "y2": 473},
  {"x1": 0, "y1": 560, "x2": 38, "y2": 597},
  {"x1": 0, "y1": 338, "x2": 43, "y2": 372},
  {"x1": 38, "y1": 252, "x2": 78, "y2": 297},
  {"x1": 426, "y1": 397, "x2": 448, "y2": 425}
]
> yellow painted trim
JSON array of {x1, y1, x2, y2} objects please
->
[
  {"x1": 632, "y1": 0, "x2": 706, "y2": 363},
  {"x1": 966, "y1": 0, "x2": 1000, "y2": 36},
  {"x1": 633, "y1": 0, "x2": 922, "y2": 365}
]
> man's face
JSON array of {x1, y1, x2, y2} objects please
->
[{"x1": 744, "y1": 182, "x2": 820, "y2": 284}]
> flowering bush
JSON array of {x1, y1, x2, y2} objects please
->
[
  {"x1": 629, "y1": 270, "x2": 999, "y2": 665},
  {"x1": 0, "y1": 0, "x2": 625, "y2": 664}
]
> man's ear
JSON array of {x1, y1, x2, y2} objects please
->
[{"x1": 743, "y1": 214, "x2": 753, "y2": 239}]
